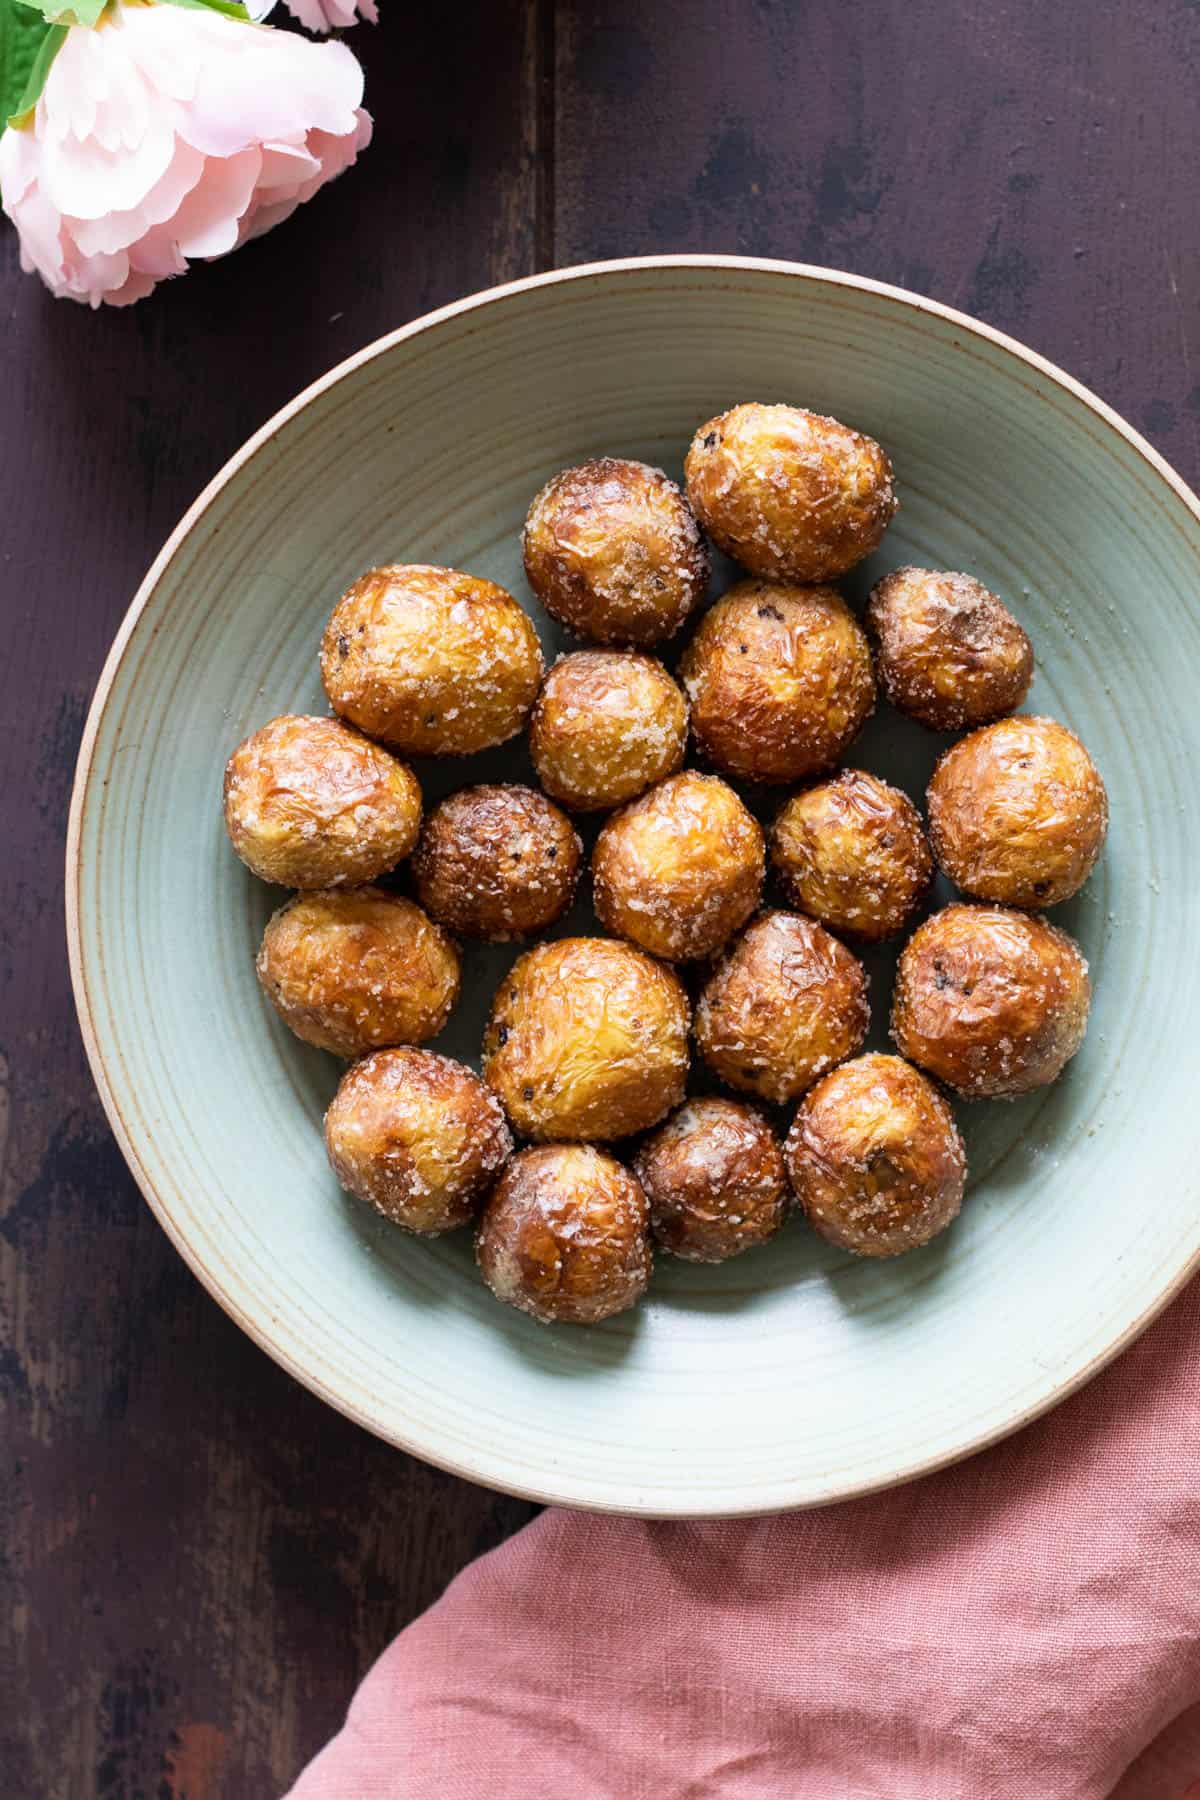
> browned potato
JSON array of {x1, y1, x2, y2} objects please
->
[
  {"x1": 476, "y1": 1144, "x2": 651, "y2": 1324},
  {"x1": 522, "y1": 458, "x2": 709, "y2": 646},
  {"x1": 694, "y1": 909, "x2": 870, "y2": 1104},
  {"x1": 632, "y1": 1097, "x2": 788, "y2": 1263},
  {"x1": 769, "y1": 768, "x2": 931, "y2": 942},
  {"x1": 867, "y1": 567, "x2": 1034, "y2": 731},
  {"x1": 256, "y1": 887, "x2": 460, "y2": 1058},
  {"x1": 483, "y1": 937, "x2": 689, "y2": 1141},
  {"x1": 223, "y1": 714, "x2": 422, "y2": 889},
  {"x1": 529, "y1": 650, "x2": 688, "y2": 812},
  {"x1": 785, "y1": 1053, "x2": 965, "y2": 1258},
  {"x1": 592, "y1": 772, "x2": 764, "y2": 962},
  {"x1": 927, "y1": 716, "x2": 1108, "y2": 909},
  {"x1": 891, "y1": 903, "x2": 1091, "y2": 1098},
  {"x1": 680, "y1": 579, "x2": 875, "y2": 783},
  {"x1": 684, "y1": 402, "x2": 896, "y2": 582},
  {"x1": 320, "y1": 564, "x2": 543, "y2": 756},
  {"x1": 412, "y1": 784, "x2": 582, "y2": 942},
  {"x1": 325, "y1": 1048, "x2": 511, "y2": 1233}
]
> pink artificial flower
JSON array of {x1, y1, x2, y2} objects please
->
[
  {"x1": 280, "y1": 0, "x2": 378, "y2": 33},
  {"x1": 0, "y1": 1, "x2": 372, "y2": 307}
]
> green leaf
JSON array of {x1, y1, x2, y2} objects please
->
[
  {"x1": 156, "y1": 0, "x2": 252, "y2": 18},
  {"x1": 7, "y1": 18, "x2": 65, "y2": 125},
  {"x1": 17, "y1": 0, "x2": 106, "y2": 26},
  {"x1": 0, "y1": 0, "x2": 59, "y2": 135}
]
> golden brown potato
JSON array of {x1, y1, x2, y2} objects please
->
[
  {"x1": 529, "y1": 650, "x2": 688, "y2": 812},
  {"x1": 632, "y1": 1097, "x2": 788, "y2": 1263},
  {"x1": 866, "y1": 567, "x2": 1034, "y2": 731},
  {"x1": 680, "y1": 579, "x2": 875, "y2": 783},
  {"x1": 325, "y1": 1048, "x2": 511, "y2": 1233},
  {"x1": 320, "y1": 564, "x2": 543, "y2": 756},
  {"x1": 223, "y1": 714, "x2": 422, "y2": 889},
  {"x1": 785, "y1": 1053, "x2": 965, "y2": 1258},
  {"x1": 694, "y1": 910, "x2": 870, "y2": 1104},
  {"x1": 891, "y1": 903, "x2": 1091, "y2": 1098},
  {"x1": 592, "y1": 772, "x2": 764, "y2": 962},
  {"x1": 483, "y1": 937, "x2": 690, "y2": 1141},
  {"x1": 684, "y1": 402, "x2": 896, "y2": 582},
  {"x1": 522, "y1": 458, "x2": 709, "y2": 646},
  {"x1": 927, "y1": 716, "x2": 1108, "y2": 909},
  {"x1": 769, "y1": 768, "x2": 932, "y2": 942},
  {"x1": 256, "y1": 887, "x2": 460, "y2": 1058},
  {"x1": 476, "y1": 1144, "x2": 651, "y2": 1324},
  {"x1": 411, "y1": 784, "x2": 582, "y2": 942}
]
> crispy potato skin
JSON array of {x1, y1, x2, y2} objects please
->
[
  {"x1": 482, "y1": 937, "x2": 690, "y2": 1141},
  {"x1": 476, "y1": 1144, "x2": 651, "y2": 1323},
  {"x1": 633, "y1": 1096, "x2": 788, "y2": 1263},
  {"x1": 786, "y1": 1053, "x2": 965, "y2": 1258},
  {"x1": 680, "y1": 579, "x2": 875, "y2": 784},
  {"x1": 592, "y1": 772, "x2": 765, "y2": 962},
  {"x1": 223, "y1": 714, "x2": 422, "y2": 889},
  {"x1": 320, "y1": 564, "x2": 543, "y2": 756},
  {"x1": 770, "y1": 768, "x2": 931, "y2": 943},
  {"x1": 530, "y1": 650, "x2": 688, "y2": 812},
  {"x1": 867, "y1": 567, "x2": 1034, "y2": 732},
  {"x1": 684, "y1": 402, "x2": 896, "y2": 582},
  {"x1": 256, "y1": 887, "x2": 460, "y2": 1059},
  {"x1": 891, "y1": 903, "x2": 1091, "y2": 1098},
  {"x1": 412, "y1": 784, "x2": 581, "y2": 941},
  {"x1": 324, "y1": 1048, "x2": 511, "y2": 1233},
  {"x1": 522, "y1": 458, "x2": 709, "y2": 646},
  {"x1": 694, "y1": 909, "x2": 870, "y2": 1104},
  {"x1": 927, "y1": 715, "x2": 1108, "y2": 909}
]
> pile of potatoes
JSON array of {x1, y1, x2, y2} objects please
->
[{"x1": 223, "y1": 401, "x2": 1107, "y2": 1326}]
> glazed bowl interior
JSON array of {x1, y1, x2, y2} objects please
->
[{"x1": 69, "y1": 257, "x2": 1200, "y2": 1516}]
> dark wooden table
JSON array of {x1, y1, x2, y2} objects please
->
[{"x1": 3, "y1": 3, "x2": 1197, "y2": 1793}]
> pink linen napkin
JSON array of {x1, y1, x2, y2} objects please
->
[{"x1": 287, "y1": 1279, "x2": 1200, "y2": 1799}]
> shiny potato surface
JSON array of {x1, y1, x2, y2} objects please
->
[
  {"x1": 592, "y1": 771, "x2": 765, "y2": 962},
  {"x1": 529, "y1": 650, "x2": 688, "y2": 812},
  {"x1": 325, "y1": 1048, "x2": 511, "y2": 1234},
  {"x1": 483, "y1": 937, "x2": 690, "y2": 1141},
  {"x1": 927, "y1": 715, "x2": 1108, "y2": 909},
  {"x1": 476, "y1": 1144, "x2": 651, "y2": 1325},
  {"x1": 632, "y1": 1097, "x2": 788, "y2": 1263},
  {"x1": 684, "y1": 402, "x2": 897, "y2": 582},
  {"x1": 680, "y1": 580, "x2": 875, "y2": 784},
  {"x1": 256, "y1": 887, "x2": 460, "y2": 1059},
  {"x1": 522, "y1": 458, "x2": 709, "y2": 647},
  {"x1": 694, "y1": 909, "x2": 870, "y2": 1104},
  {"x1": 769, "y1": 768, "x2": 932, "y2": 942},
  {"x1": 412, "y1": 784, "x2": 581, "y2": 941},
  {"x1": 223, "y1": 714, "x2": 422, "y2": 889},
  {"x1": 891, "y1": 903, "x2": 1091, "y2": 1098},
  {"x1": 320, "y1": 564, "x2": 543, "y2": 756},
  {"x1": 785, "y1": 1054, "x2": 965, "y2": 1258},
  {"x1": 867, "y1": 567, "x2": 1034, "y2": 731}
]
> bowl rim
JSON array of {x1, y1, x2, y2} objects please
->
[{"x1": 65, "y1": 254, "x2": 1200, "y2": 1516}]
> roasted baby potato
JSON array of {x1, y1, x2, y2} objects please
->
[
  {"x1": 769, "y1": 768, "x2": 932, "y2": 942},
  {"x1": 927, "y1": 715, "x2": 1108, "y2": 909},
  {"x1": 476, "y1": 1144, "x2": 652, "y2": 1324},
  {"x1": 529, "y1": 649, "x2": 688, "y2": 812},
  {"x1": 483, "y1": 936, "x2": 690, "y2": 1141},
  {"x1": 223, "y1": 713, "x2": 422, "y2": 889},
  {"x1": 522, "y1": 457, "x2": 709, "y2": 646},
  {"x1": 320, "y1": 564, "x2": 543, "y2": 756},
  {"x1": 891, "y1": 903, "x2": 1091, "y2": 1098},
  {"x1": 256, "y1": 887, "x2": 460, "y2": 1058},
  {"x1": 324, "y1": 1047, "x2": 511, "y2": 1233},
  {"x1": 592, "y1": 771, "x2": 764, "y2": 962},
  {"x1": 633, "y1": 1096, "x2": 788, "y2": 1263},
  {"x1": 786, "y1": 1053, "x2": 965, "y2": 1258},
  {"x1": 680, "y1": 579, "x2": 875, "y2": 784},
  {"x1": 684, "y1": 401, "x2": 896, "y2": 582},
  {"x1": 412, "y1": 783, "x2": 581, "y2": 941},
  {"x1": 866, "y1": 566, "x2": 1034, "y2": 732}
]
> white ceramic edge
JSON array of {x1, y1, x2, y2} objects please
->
[{"x1": 65, "y1": 254, "x2": 1200, "y2": 1518}]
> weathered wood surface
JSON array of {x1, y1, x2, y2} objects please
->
[{"x1": 1, "y1": 1, "x2": 1197, "y2": 1792}]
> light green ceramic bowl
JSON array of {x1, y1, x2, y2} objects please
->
[{"x1": 68, "y1": 257, "x2": 1200, "y2": 1517}]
